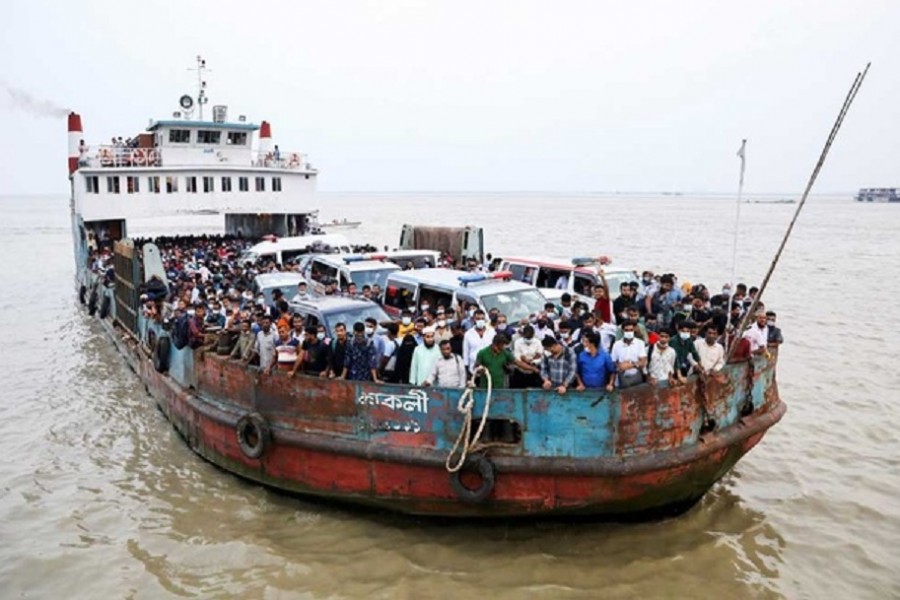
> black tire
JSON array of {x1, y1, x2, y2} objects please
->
[
  {"x1": 449, "y1": 455, "x2": 496, "y2": 503},
  {"x1": 87, "y1": 290, "x2": 98, "y2": 316},
  {"x1": 236, "y1": 412, "x2": 270, "y2": 460},
  {"x1": 78, "y1": 284, "x2": 87, "y2": 305},
  {"x1": 153, "y1": 337, "x2": 171, "y2": 373},
  {"x1": 98, "y1": 294, "x2": 110, "y2": 319}
]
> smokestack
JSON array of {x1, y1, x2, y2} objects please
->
[
  {"x1": 258, "y1": 120, "x2": 273, "y2": 157},
  {"x1": 67, "y1": 112, "x2": 83, "y2": 176}
]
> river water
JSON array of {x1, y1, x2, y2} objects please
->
[{"x1": 0, "y1": 193, "x2": 897, "y2": 599}]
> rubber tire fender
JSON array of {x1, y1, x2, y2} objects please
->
[
  {"x1": 449, "y1": 455, "x2": 496, "y2": 503},
  {"x1": 236, "y1": 412, "x2": 270, "y2": 460},
  {"x1": 153, "y1": 336, "x2": 171, "y2": 373},
  {"x1": 98, "y1": 294, "x2": 111, "y2": 319}
]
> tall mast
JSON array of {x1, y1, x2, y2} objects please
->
[{"x1": 188, "y1": 55, "x2": 211, "y2": 120}]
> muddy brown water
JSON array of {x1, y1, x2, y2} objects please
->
[{"x1": 0, "y1": 194, "x2": 897, "y2": 599}]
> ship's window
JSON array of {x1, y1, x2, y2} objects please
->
[
  {"x1": 169, "y1": 129, "x2": 190, "y2": 144},
  {"x1": 255, "y1": 177, "x2": 265, "y2": 192},
  {"x1": 86, "y1": 176, "x2": 99, "y2": 194},
  {"x1": 227, "y1": 131, "x2": 247, "y2": 146},
  {"x1": 221, "y1": 176, "x2": 232, "y2": 192},
  {"x1": 106, "y1": 176, "x2": 120, "y2": 194},
  {"x1": 166, "y1": 176, "x2": 179, "y2": 193},
  {"x1": 272, "y1": 177, "x2": 282, "y2": 192},
  {"x1": 197, "y1": 130, "x2": 221, "y2": 144},
  {"x1": 126, "y1": 176, "x2": 140, "y2": 194},
  {"x1": 238, "y1": 177, "x2": 249, "y2": 192},
  {"x1": 148, "y1": 176, "x2": 160, "y2": 194},
  {"x1": 203, "y1": 176, "x2": 214, "y2": 193},
  {"x1": 186, "y1": 176, "x2": 198, "y2": 193}
]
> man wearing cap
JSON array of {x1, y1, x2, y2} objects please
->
[
  {"x1": 409, "y1": 327, "x2": 441, "y2": 386},
  {"x1": 540, "y1": 336, "x2": 578, "y2": 394}
]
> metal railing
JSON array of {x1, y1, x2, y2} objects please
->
[
  {"x1": 79, "y1": 144, "x2": 162, "y2": 168},
  {"x1": 252, "y1": 151, "x2": 314, "y2": 171}
]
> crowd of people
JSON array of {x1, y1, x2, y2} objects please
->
[{"x1": 88, "y1": 234, "x2": 784, "y2": 394}]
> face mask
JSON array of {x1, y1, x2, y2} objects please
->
[
  {"x1": 623, "y1": 331, "x2": 635, "y2": 340},
  {"x1": 679, "y1": 332, "x2": 690, "y2": 340},
  {"x1": 722, "y1": 288, "x2": 730, "y2": 295},
  {"x1": 316, "y1": 332, "x2": 325, "y2": 341},
  {"x1": 475, "y1": 319, "x2": 486, "y2": 329},
  {"x1": 187, "y1": 309, "x2": 195, "y2": 316},
  {"x1": 257, "y1": 297, "x2": 265, "y2": 305},
  {"x1": 437, "y1": 320, "x2": 446, "y2": 328},
  {"x1": 401, "y1": 317, "x2": 411, "y2": 326},
  {"x1": 543, "y1": 350, "x2": 552, "y2": 358},
  {"x1": 767, "y1": 320, "x2": 775, "y2": 326},
  {"x1": 467, "y1": 309, "x2": 475, "y2": 318},
  {"x1": 421, "y1": 304, "x2": 430, "y2": 312},
  {"x1": 364, "y1": 326, "x2": 374, "y2": 335},
  {"x1": 642, "y1": 277, "x2": 651, "y2": 284},
  {"x1": 683, "y1": 304, "x2": 692, "y2": 312}
]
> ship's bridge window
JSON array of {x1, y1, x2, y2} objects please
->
[
  {"x1": 169, "y1": 129, "x2": 190, "y2": 144},
  {"x1": 186, "y1": 176, "x2": 198, "y2": 193},
  {"x1": 227, "y1": 131, "x2": 248, "y2": 146},
  {"x1": 221, "y1": 176, "x2": 232, "y2": 192},
  {"x1": 238, "y1": 177, "x2": 249, "y2": 192},
  {"x1": 203, "y1": 176, "x2": 214, "y2": 193},
  {"x1": 197, "y1": 130, "x2": 221, "y2": 144},
  {"x1": 86, "y1": 176, "x2": 100, "y2": 194},
  {"x1": 166, "y1": 176, "x2": 179, "y2": 193},
  {"x1": 126, "y1": 176, "x2": 140, "y2": 194},
  {"x1": 106, "y1": 176, "x2": 120, "y2": 194},
  {"x1": 148, "y1": 176, "x2": 160, "y2": 194}
]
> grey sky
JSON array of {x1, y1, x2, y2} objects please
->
[{"x1": 1, "y1": 0, "x2": 897, "y2": 195}]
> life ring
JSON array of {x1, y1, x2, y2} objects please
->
[
  {"x1": 78, "y1": 284, "x2": 87, "y2": 305},
  {"x1": 449, "y1": 455, "x2": 496, "y2": 503},
  {"x1": 236, "y1": 412, "x2": 270, "y2": 459},
  {"x1": 98, "y1": 294, "x2": 110, "y2": 319},
  {"x1": 87, "y1": 290, "x2": 98, "y2": 316},
  {"x1": 289, "y1": 153, "x2": 300, "y2": 167},
  {"x1": 146, "y1": 149, "x2": 159, "y2": 166},
  {"x1": 131, "y1": 148, "x2": 147, "y2": 166},
  {"x1": 99, "y1": 148, "x2": 113, "y2": 166},
  {"x1": 152, "y1": 337, "x2": 171, "y2": 373}
]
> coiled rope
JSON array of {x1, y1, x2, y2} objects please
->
[{"x1": 445, "y1": 366, "x2": 493, "y2": 473}]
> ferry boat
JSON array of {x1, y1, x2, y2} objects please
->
[
  {"x1": 69, "y1": 62, "x2": 786, "y2": 519},
  {"x1": 855, "y1": 188, "x2": 900, "y2": 202}
]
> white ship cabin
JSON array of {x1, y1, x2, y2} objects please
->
[{"x1": 69, "y1": 102, "x2": 319, "y2": 247}]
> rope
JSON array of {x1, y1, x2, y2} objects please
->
[
  {"x1": 725, "y1": 62, "x2": 871, "y2": 362},
  {"x1": 445, "y1": 366, "x2": 493, "y2": 473}
]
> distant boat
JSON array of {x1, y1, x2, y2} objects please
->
[
  {"x1": 743, "y1": 198, "x2": 796, "y2": 204},
  {"x1": 855, "y1": 188, "x2": 900, "y2": 202},
  {"x1": 319, "y1": 218, "x2": 362, "y2": 230}
]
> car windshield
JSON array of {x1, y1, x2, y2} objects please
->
[
  {"x1": 480, "y1": 289, "x2": 546, "y2": 322},
  {"x1": 321, "y1": 304, "x2": 390, "y2": 335},
  {"x1": 349, "y1": 268, "x2": 398, "y2": 289}
]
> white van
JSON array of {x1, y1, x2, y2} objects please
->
[
  {"x1": 301, "y1": 254, "x2": 402, "y2": 295},
  {"x1": 498, "y1": 256, "x2": 638, "y2": 303},
  {"x1": 239, "y1": 234, "x2": 352, "y2": 266}
]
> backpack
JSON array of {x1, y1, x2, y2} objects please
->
[{"x1": 172, "y1": 314, "x2": 190, "y2": 349}]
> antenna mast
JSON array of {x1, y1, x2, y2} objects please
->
[{"x1": 188, "y1": 55, "x2": 211, "y2": 120}]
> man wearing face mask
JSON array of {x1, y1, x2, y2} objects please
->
[
  {"x1": 463, "y1": 309, "x2": 495, "y2": 374},
  {"x1": 398, "y1": 309, "x2": 416, "y2": 338},
  {"x1": 540, "y1": 336, "x2": 578, "y2": 394},
  {"x1": 637, "y1": 270, "x2": 659, "y2": 306},
  {"x1": 511, "y1": 325, "x2": 543, "y2": 388},
  {"x1": 766, "y1": 311, "x2": 784, "y2": 346},
  {"x1": 533, "y1": 313, "x2": 556, "y2": 341},
  {"x1": 647, "y1": 330, "x2": 679, "y2": 387},
  {"x1": 669, "y1": 320, "x2": 701, "y2": 377},
  {"x1": 290, "y1": 326, "x2": 331, "y2": 378},
  {"x1": 696, "y1": 325, "x2": 725, "y2": 374},
  {"x1": 610, "y1": 320, "x2": 648, "y2": 388}
]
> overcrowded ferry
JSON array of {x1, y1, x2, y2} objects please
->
[{"x1": 69, "y1": 60, "x2": 786, "y2": 519}]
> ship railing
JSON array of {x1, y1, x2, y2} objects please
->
[
  {"x1": 78, "y1": 144, "x2": 163, "y2": 168},
  {"x1": 252, "y1": 151, "x2": 314, "y2": 171}
]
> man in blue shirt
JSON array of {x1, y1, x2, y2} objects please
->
[{"x1": 575, "y1": 330, "x2": 616, "y2": 392}]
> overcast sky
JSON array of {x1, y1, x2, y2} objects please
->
[{"x1": 1, "y1": 0, "x2": 897, "y2": 195}]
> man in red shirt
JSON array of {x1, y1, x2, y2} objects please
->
[{"x1": 592, "y1": 269, "x2": 612, "y2": 324}]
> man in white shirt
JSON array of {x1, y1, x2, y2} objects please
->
[
  {"x1": 610, "y1": 321, "x2": 647, "y2": 388},
  {"x1": 462, "y1": 310, "x2": 495, "y2": 372},
  {"x1": 647, "y1": 330, "x2": 678, "y2": 387},
  {"x1": 291, "y1": 281, "x2": 312, "y2": 303},
  {"x1": 696, "y1": 326, "x2": 725, "y2": 373},
  {"x1": 741, "y1": 310, "x2": 769, "y2": 355},
  {"x1": 511, "y1": 324, "x2": 543, "y2": 388}
]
